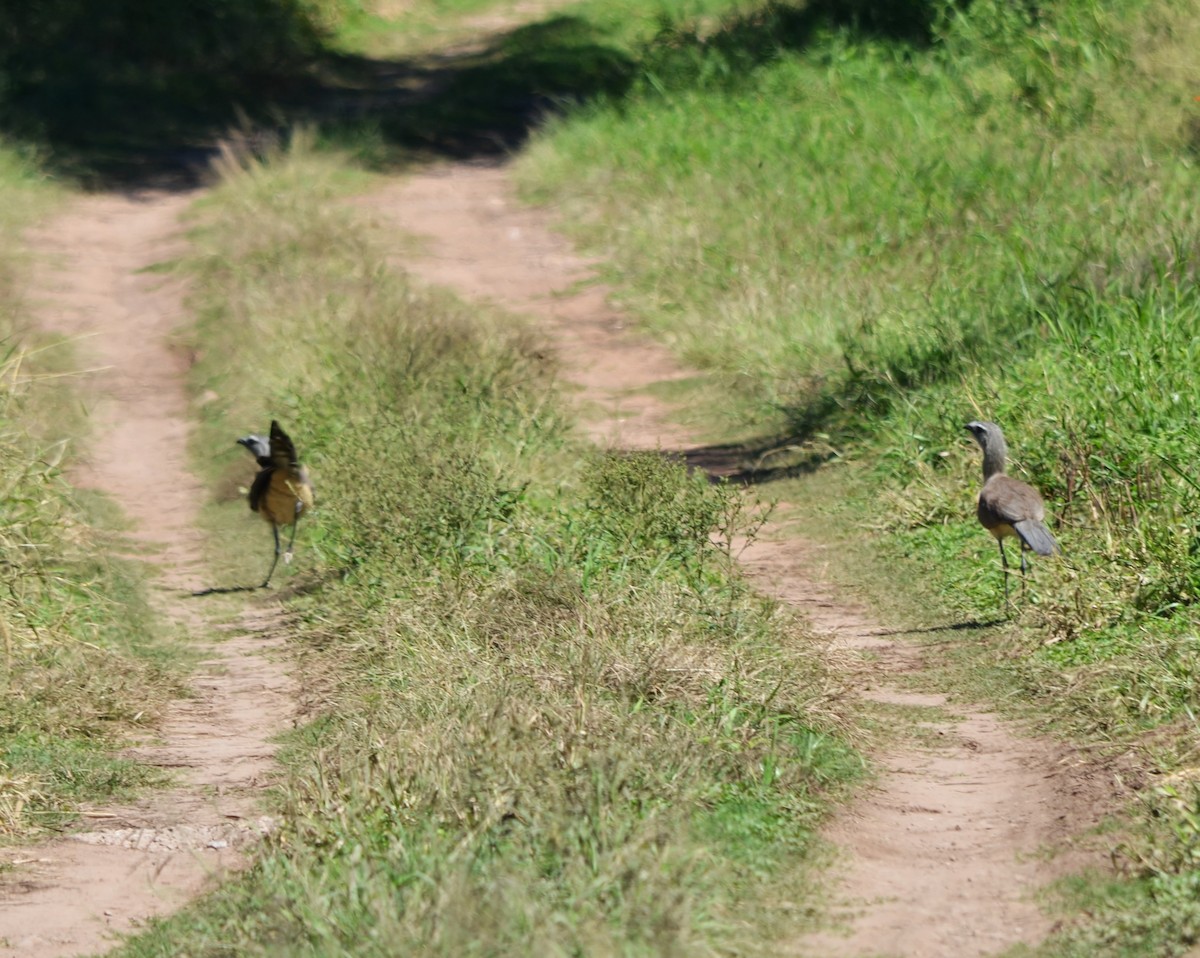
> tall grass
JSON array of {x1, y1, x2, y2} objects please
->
[
  {"x1": 511, "y1": 0, "x2": 1200, "y2": 950},
  {"x1": 112, "y1": 140, "x2": 863, "y2": 955},
  {"x1": 0, "y1": 143, "x2": 176, "y2": 837},
  {"x1": 515, "y1": 0, "x2": 1200, "y2": 727},
  {"x1": 522, "y1": 0, "x2": 1196, "y2": 418}
]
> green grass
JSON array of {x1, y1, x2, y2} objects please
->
[
  {"x1": 495, "y1": 0, "x2": 1200, "y2": 951},
  {"x1": 103, "y1": 139, "x2": 864, "y2": 955},
  {"x1": 521, "y1": 0, "x2": 1196, "y2": 409},
  {"x1": 335, "y1": 0, "x2": 533, "y2": 55},
  {"x1": 6, "y1": 0, "x2": 1195, "y2": 947},
  {"x1": 339, "y1": 0, "x2": 762, "y2": 56}
]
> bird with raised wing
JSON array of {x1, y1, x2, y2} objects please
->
[
  {"x1": 965, "y1": 420, "x2": 1059, "y2": 610},
  {"x1": 238, "y1": 420, "x2": 315, "y2": 588}
]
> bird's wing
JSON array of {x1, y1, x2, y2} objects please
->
[
  {"x1": 981, "y1": 476, "x2": 1059, "y2": 555},
  {"x1": 981, "y1": 475, "x2": 1046, "y2": 525},
  {"x1": 238, "y1": 434, "x2": 271, "y2": 464},
  {"x1": 248, "y1": 467, "x2": 273, "y2": 513},
  {"x1": 269, "y1": 420, "x2": 300, "y2": 471},
  {"x1": 1013, "y1": 519, "x2": 1060, "y2": 556}
]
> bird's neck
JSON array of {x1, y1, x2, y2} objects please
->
[{"x1": 982, "y1": 438, "x2": 1008, "y2": 481}]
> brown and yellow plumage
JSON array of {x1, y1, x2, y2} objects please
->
[{"x1": 238, "y1": 420, "x2": 314, "y2": 588}]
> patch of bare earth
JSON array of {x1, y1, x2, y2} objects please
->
[
  {"x1": 0, "y1": 191, "x2": 296, "y2": 957},
  {"x1": 361, "y1": 160, "x2": 1112, "y2": 957}
]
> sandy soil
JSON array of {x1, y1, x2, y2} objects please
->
[
  {"x1": 363, "y1": 160, "x2": 1110, "y2": 957},
  {"x1": 0, "y1": 192, "x2": 296, "y2": 957}
]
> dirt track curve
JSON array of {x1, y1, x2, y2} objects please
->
[
  {"x1": 366, "y1": 161, "x2": 1103, "y2": 958},
  {"x1": 0, "y1": 192, "x2": 296, "y2": 957}
]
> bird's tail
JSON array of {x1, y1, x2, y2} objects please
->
[{"x1": 1014, "y1": 519, "x2": 1059, "y2": 556}]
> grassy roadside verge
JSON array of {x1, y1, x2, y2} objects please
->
[
  {"x1": 0, "y1": 145, "x2": 178, "y2": 840},
  {"x1": 108, "y1": 141, "x2": 865, "y2": 955},
  {"x1": 507, "y1": 0, "x2": 1200, "y2": 953}
]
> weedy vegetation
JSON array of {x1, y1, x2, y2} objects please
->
[{"x1": 109, "y1": 139, "x2": 862, "y2": 955}]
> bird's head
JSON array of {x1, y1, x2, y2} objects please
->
[
  {"x1": 964, "y1": 420, "x2": 998, "y2": 451},
  {"x1": 964, "y1": 421, "x2": 1010, "y2": 477},
  {"x1": 237, "y1": 434, "x2": 272, "y2": 466}
]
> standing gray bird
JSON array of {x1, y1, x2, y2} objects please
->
[
  {"x1": 237, "y1": 420, "x2": 315, "y2": 588},
  {"x1": 965, "y1": 421, "x2": 1059, "y2": 610}
]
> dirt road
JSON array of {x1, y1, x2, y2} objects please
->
[
  {"x1": 0, "y1": 192, "x2": 295, "y2": 957},
  {"x1": 365, "y1": 161, "x2": 1099, "y2": 958}
]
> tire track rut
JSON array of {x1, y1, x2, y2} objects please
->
[{"x1": 0, "y1": 191, "x2": 295, "y2": 958}]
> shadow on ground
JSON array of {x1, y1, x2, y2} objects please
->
[
  {"x1": 0, "y1": 0, "x2": 945, "y2": 188},
  {"x1": 681, "y1": 439, "x2": 838, "y2": 485}
]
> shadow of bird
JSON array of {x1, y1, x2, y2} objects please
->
[{"x1": 237, "y1": 420, "x2": 315, "y2": 588}]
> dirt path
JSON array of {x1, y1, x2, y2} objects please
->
[
  {"x1": 0, "y1": 192, "x2": 295, "y2": 957},
  {"x1": 744, "y1": 537, "x2": 1086, "y2": 956},
  {"x1": 364, "y1": 161, "x2": 1097, "y2": 957}
]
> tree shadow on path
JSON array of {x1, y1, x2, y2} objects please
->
[{"x1": 0, "y1": 0, "x2": 945, "y2": 188}]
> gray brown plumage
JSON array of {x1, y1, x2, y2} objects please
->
[
  {"x1": 237, "y1": 420, "x2": 315, "y2": 588},
  {"x1": 965, "y1": 420, "x2": 1058, "y2": 609}
]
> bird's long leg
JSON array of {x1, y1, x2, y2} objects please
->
[
  {"x1": 1019, "y1": 542, "x2": 1029, "y2": 595},
  {"x1": 998, "y1": 539, "x2": 1010, "y2": 615},
  {"x1": 261, "y1": 523, "x2": 281, "y2": 588},
  {"x1": 284, "y1": 517, "x2": 300, "y2": 565}
]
